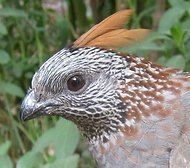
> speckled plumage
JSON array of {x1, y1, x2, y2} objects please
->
[
  {"x1": 21, "y1": 46, "x2": 190, "y2": 167},
  {"x1": 20, "y1": 10, "x2": 190, "y2": 168}
]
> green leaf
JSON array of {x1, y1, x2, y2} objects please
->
[
  {"x1": 0, "y1": 8, "x2": 27, "y2": 17},
  {"x1": 143, "y1": 32, "x2": 170, "y2": 41},
  {"x1": 16, "y1": 151, "x2": 43, "y2": 168},
  {"x1": 171, "y1": 25, "x2": 185, "y2": 43},
  {"x1": 0, "y1": 155, "x2": 13, "y2": 168},
  {"x1": 0, "y1": 82, "x2": 24, "y2": 97},
  {"x1": 41, "y1": 155, "x2": 79, "y2": 168},
  {"x1": 0, "y1": 141, "x2": 12, "y2": 168},
  {"x1": 32, "y1": 127, "x2": 55, "y2": 153},
  {"x1": 158, "y1": 8, "x2": 184, "y2": 32},
  {"x1": 17, "y1": 120, "x2": 79, "y2": 168},
  {"x1": 157, "y1": 56, "x2": 167, "y2": 66},
  {"x1": 166, "y1": 55, "x2": 185, "y2": 69},
  {"x1": 0, "y1": 50, "x2": 10, "y2": 64},
  {"x1": 33, "y1": 119, "x2": 79, "y2": 158},
  {"x1": 128, "y1": 42, "x2": 165, "y2": 53},
  {"x1": 126, "y1": 32, "x2": 168, "y2": 53},
  {"x1": 169, "y1": 0, "x2": 184, "y2": 6},
  {"x1": 169, "y1": 0, "x2": 190, "y2": 10},
  {"x1": 54, "y1": 120, "x2": 79, "y2": 159},
  {"x1": 171, "y1": 24, "x2": 185, "y2": 52},
  {"x1": 0, "y1": 141, "x2": 11, "y2": 156},
  {"x1": 61, "y1": 155, "x2": 79, "y2": 168},
  {"x1": 0, "y1": 22, "x2": 7, "y2": 35},
  {"x1": 181, "y1": 18, "x2": 190, "y2": 31}
]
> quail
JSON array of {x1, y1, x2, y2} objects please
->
[{"x1": 21, "y1": 10, "x2": 190, "y2": 168}]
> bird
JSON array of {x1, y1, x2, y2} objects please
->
[{"x1": 20, "y1": 9, "x2": 190, "y2": 168}]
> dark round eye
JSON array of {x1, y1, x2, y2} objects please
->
[{"x1": 67, "y1": 75, "x2": 86, "y2": 92}]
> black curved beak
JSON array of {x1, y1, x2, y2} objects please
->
[
  {"x1": 20, "y1": 90, "x2": 43, "y2": 121},
  {"x1": 20, "y1": 89, "x2": 60, "y2": 121}
]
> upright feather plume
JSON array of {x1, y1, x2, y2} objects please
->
[{"x1": 74, "y1": 9, "x2": 150, "y2": 49}]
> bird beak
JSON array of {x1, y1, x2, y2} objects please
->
[
  {"x1": 20, "y1": 90, "x2": 43, "y2": 121},
  {"x1": 20, "y1": 90, "x2": 57, "y2": 121}
]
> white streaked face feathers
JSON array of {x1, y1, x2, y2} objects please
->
[
  {"x1": 28, "y1": 46, "x2": 128, "y2": 140},
  {"x1": 22, "y1": 45, "x2": 181, "y2": 143}
]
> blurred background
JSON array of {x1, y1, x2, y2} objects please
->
[{"x1": 0, "y1": 0, "x2": 190, "y2": 168}]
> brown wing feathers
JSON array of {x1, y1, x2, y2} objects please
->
[{"x1": 74, "y1": 9, "x2": 149, "y2": 49}]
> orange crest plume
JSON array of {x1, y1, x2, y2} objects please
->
[{"x1": 74, "y1": 9, "x2": 150, "y2": 49}]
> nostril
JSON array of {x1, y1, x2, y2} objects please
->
[{"x1": 36, "y1": 93, "x2": 42, "y2": 102}]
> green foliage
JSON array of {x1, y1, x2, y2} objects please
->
[
  {"x1": 0, "y1": 82, "x2": 24, "y2": 97},
  {"x1": 0, "y1": 0, "x2": 190, "y2": 168},
  {"x1": 0, "y1": 50, "x2": 10, "y2": 64},
  {"x1": 0, "y1": 8, "x2": 27, "y2": 17},
  {"x1": 0, "y1": 141, "x2": 13, "y2": 168},
  {"x1": 127, "y1": 0, "x2": 190, "y2": 70},
  {"x1": 17, "y1": 119, "x2": 79, "y2": 168},
  {"x1": 32, "y1": 119, "x2": 79, "y2": 158},
  {"x1": 0, "y1": 23, "x2": 8, "y2": 35}
]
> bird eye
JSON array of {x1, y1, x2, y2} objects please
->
[{"x1": 67, "y1": 75, "x2": 86, "y2": 92}]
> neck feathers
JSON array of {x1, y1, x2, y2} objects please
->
[{"x1": 86, "y1": 54, "x2": 190, "y2": 167}]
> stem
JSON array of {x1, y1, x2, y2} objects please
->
[
  {"x1": 3, "y1": 94, "x2": 26, "y2": 154},
  {"x1": 35, "y1": 32, "x2": 44, "y2": 65},
  {"x1": 15, "y1": 121, "x2": 35, "y2": 144}
]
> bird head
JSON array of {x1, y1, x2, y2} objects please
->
[
  {"x1": 21, "y1": 10, "x2": 150, "y2": 142},
  {"x1": 21, "y1": 46, "x2": 127, "y2": 140}
]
